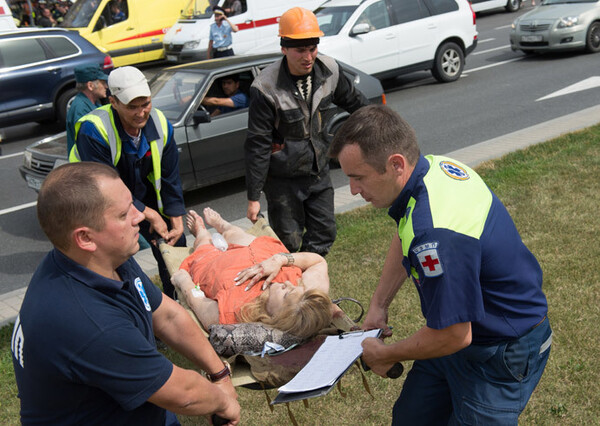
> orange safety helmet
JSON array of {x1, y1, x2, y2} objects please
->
[{"x1": 278, "y1": 7, "x2": 324, "y2": 39}]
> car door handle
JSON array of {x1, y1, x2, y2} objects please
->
[
  {"x1": 46, "y1": 67, "x2": 60, "y2": 73},
  {"x1": 244, "y1": 20, "x2": 252, "y2": 24},
  {"x1": 427, "y1": 24, "x2": 436, "y2": 29},
  {"x1": 385, "y1": 33, "x2": 396, "y2": 40},
  {"x1": 126, "y1": 27, "x2": 135, "y2": 31}
]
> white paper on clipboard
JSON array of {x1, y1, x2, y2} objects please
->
[{"x1": 277, "y1": 329, "x2": 381, "y2": 394}]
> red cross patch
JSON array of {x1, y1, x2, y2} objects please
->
[{"x1": 416, "y1": 248, "x2": 443, "y2": 277}]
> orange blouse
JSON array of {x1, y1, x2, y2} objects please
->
[{"x1": 180, "y1": 236, "x2": 302, "y2": 324}]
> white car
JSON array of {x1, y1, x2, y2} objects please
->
[{"x1": 311, "y1": 0, "x2": 478, "y2": 82}]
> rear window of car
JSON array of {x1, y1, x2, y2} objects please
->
[
  {"x1": 0, "y1": 38, "x2": 46, "y2": 68},
  {"x1": 388, "y1": 0, "x2": 428, "y2": 23},
  {"x1": 42, "y1": 36, "x2": 80, "y2": 58},
  {"x1": 423, "y1": 0, "x2": 459, "y2": 15}
]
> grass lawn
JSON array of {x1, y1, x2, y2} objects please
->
[{"x1": 1, "y1": 125, "x2": 599, "y2": 424}]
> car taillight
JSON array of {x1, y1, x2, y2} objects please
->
[
  {"x1": 468, "y1": 1, "x2": 476, "y2": 26},
  {"x1": 103, "y1": 55, "x2": 114, "y2": 71}
]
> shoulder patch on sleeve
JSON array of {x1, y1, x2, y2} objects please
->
[{"x1": 413, "y1": 242, "x2": 444, "y2": 277}]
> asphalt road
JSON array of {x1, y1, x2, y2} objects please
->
[{"x1": 1, "y1": 5, "x2": 599, "y2": 295}]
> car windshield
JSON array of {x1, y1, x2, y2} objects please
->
[
  {"x1": 315, "y1": 6, "x2": 359, "y2": 36},
  {"x1": 180, "y1": 0, "x2": 221, "y2": 19},
  {"x1": 60, "y1": 0, "x2": 101, "y2": 28},
  {"x1": 150, "y1": 70, "x2": 207, "y2": 122}
]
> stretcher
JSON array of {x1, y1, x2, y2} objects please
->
[{"x1": 158, "y1": 218, "x2": 362, "y2": 391}]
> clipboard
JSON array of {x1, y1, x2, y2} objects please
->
[{"x1": 272, "y1": 329, "x2": 382, "y2": 405}]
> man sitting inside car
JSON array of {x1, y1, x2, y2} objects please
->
[{"x1": 201, "y1": 74, "x2": 249, "y2": 117}]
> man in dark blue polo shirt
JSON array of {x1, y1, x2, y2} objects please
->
[
  {"x1": 329, "y1": 105, "x2": 552, "y2": 425},
  {"x1": 11, "y1": 162, "x2": 240, "y2": 425}
]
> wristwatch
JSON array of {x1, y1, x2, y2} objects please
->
[
  {"x1": 278, "y1": 252, "x2": 294, "y2": 266},
  {"x1": 207, "y1": 361, "x2": 231, "y2": 382}
]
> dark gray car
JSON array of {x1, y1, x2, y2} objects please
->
[{"x1": 20, "y1": 53, "x2": 385, "y2": 193}]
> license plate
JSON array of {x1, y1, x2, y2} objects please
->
[
  {"x1": 521, "y1": 35, "x2": 542, "y2": 42},
  {"x1": 167, "y1": 55, "x2": 177, "y2": 62},
  {"x1": 25, "y1": 175, "x2": 43, "y2": 191}
]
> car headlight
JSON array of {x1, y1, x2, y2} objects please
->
[
  {"x1": 184, "y1": 40, "x2": 200, "y2": 49},
  {"x1": 558, "y1": 16, "x2": 579, "y2": 28},
  {"x1": 23, "y1": 150, "x2": 32, "y2": 168}
]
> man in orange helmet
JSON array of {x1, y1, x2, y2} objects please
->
[{"x1": 245, "y1": 7, "x2": 369, "y2": 257}]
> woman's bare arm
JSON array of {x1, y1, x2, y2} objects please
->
[{"x1": 171, "y1": 269, "x2": 219, "y2": 329}]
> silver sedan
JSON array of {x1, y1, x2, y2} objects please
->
[{"x1": 509, "y1": 0, "x2": 600, "y2": 54}]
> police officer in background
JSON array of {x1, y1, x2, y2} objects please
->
[
  {"x1": 245, "y1": 7, "x2": 369, "y2": 256},
  {"x1": 71, "y1": 66, "x2": 186, "y2": 300},
  {"x1": 329, "y1": 105, "x2": 552, "y2": 425}
]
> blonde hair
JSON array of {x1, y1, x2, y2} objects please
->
[{"x1": 237, "y1": 286, "x2": 332, "y2": 339}]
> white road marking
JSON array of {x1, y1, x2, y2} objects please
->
[
  {"x1": 537, "y1": 77, "x2": 600, "y2": 101},
  {"x1": 0, "y1": 201, "x2": 37, "y2": 216},
  {"x1": 473, "y1": 45, "x2": 512, "y2": 55},
  {"x1": 478, "y1": 38, "x2": 496, "y2": 44},
  {"x1": 0, "y1": 151, "x2": 24, "y2": 160},
  {"x1": 465, "y1": 57, "x2": 523, "y2": 73}
]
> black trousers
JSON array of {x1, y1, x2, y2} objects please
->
[
  {"x1": 213, "y1": 47, "x2": 234, "y2": 58},
  {"x1": 264, "y1": 170, "x2": 336, "y2": 256},
  {"x1": 139, "y1": 219, "x2": 186, "y2": 299}
]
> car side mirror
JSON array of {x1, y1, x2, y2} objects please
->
[
  {"x1": 94, "y1": 16, "x2": 106, "y2": 32},
  {"x1": 350, "y1": 23, "x2": 370, "y2": 37},
  {"x1": 192, "y1": 109, "x2": 211, "y2": 125}
]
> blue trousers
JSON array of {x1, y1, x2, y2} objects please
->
[{"x1": 392, "y1": 318, "x2": 552, "y2": 425}]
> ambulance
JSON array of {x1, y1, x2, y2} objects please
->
[
  {"x1": 60, "y1": 0, "x2": 187, "y2": 66},
  {"x1": 0, "y1": 0, "x2": 17, "y2": 30},
  {"x1": 163, "y1": 0, "x2": 324, "y2": 63}
]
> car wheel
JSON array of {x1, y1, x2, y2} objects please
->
[
  {"x1": 505, "y1": 0, "x2": 520, "y2": 12},
  {"x1": 585, "y1": 22, "x2": 600, "y2": 53},
  {"x1": 56, "y1": 88, "x2": 78, "y2": 127},
  {"x1": 431, "y1": 42, "x2": 464, "y2": 83}
]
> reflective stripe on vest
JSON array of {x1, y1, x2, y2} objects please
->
[
  {"x1": 70, "y1": 105, "x2": 169, "y2": 214},
  {"x1": 397, "y1": 155, "x2": 493, "y2": 279}
]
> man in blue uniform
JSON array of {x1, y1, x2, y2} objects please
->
[
  {"x1": 207, "y1": 6, "x2": 238, "y2": 59},
  {"x1": 11, "y1": 162, "x2": 240, "y2": 425},
  {"x1": 66, "y1": 64, "x2": 108, "y2": 153},
  {"x1": 329, "y1": 105, "x2": 552, "y2": 425},
  {"x1": 71, "y1": 66, "x2": 186, "y2": 299}
]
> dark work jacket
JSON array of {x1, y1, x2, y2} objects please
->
[{"x1": 245, "y1": 55, "x2": 369, "y2": 201}]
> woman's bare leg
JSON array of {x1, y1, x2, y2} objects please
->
[
  {"x1": 203, "y1": 207, "x2": 255, "y2": 246},
  {"x1": 187, "y1": 210, "x2": 212, "y2": 250}
]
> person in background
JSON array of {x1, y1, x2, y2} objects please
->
[
  {"x1": 244, "y1": 7, "x2": 369, "y2": 257},
  {"x1": 201, "y1": 74, "x2": 248, "y2": 117},
  {"x1": 37, "y1": 6, "x2": 56, "y2": 27},
  {"x1": 223, "y1": 0, "x2": 242, "y2": 16},
  {"x1": 71, "y1": 66, "x2": 187, "y2": 300},
  {"x1": 66, "y1": 64, "x2": 108, "y2": 153},
  {"x1": 329, "y1": 104, "x2": 552, "y2": 425},
  {"x1": 11, "y1": 162, "x2": 240, "y2": 425},
  {"x1": 207, "y1": 6, "x2": 238, "y2": 59},
  {"x1": 110, "y1": 0, "x2": 125, "y2": 23}
]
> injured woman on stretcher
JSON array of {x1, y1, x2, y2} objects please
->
[{"x1": 170, "y1": 208, "x2": 340, "y2": 340}]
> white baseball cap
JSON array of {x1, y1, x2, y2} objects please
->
[{"x1": 108, "y1": 66, "x2": 151, "y2": 104}]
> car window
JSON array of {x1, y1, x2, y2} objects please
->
[
  {"x1": 357, "y1": 1, "x2": 391, "y2": 31},
  {"x1": 60, "y1": 0, "x2": 100, "y2": 28},
  {"x1": 315, "y1": 6, "x2": 359, "y2": 36},
  {"x1": 388, "y1": 0, "x2": 428, "y2": 23},
  {"x1": 422, "y1": 0, "x2": 458, "y2": 15},
  {"x1": 150, "y1": 70, "x2": 207, "y2": 122},
  {"x1": 42, "y1": 36, "x2": 80, "y2": 59},
  {"x1": 0, "y1": 38, "x2": 46, "y2": 68},
  {"x1": 202, "y1": 70, "x2": 253, "y2": 118}
]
